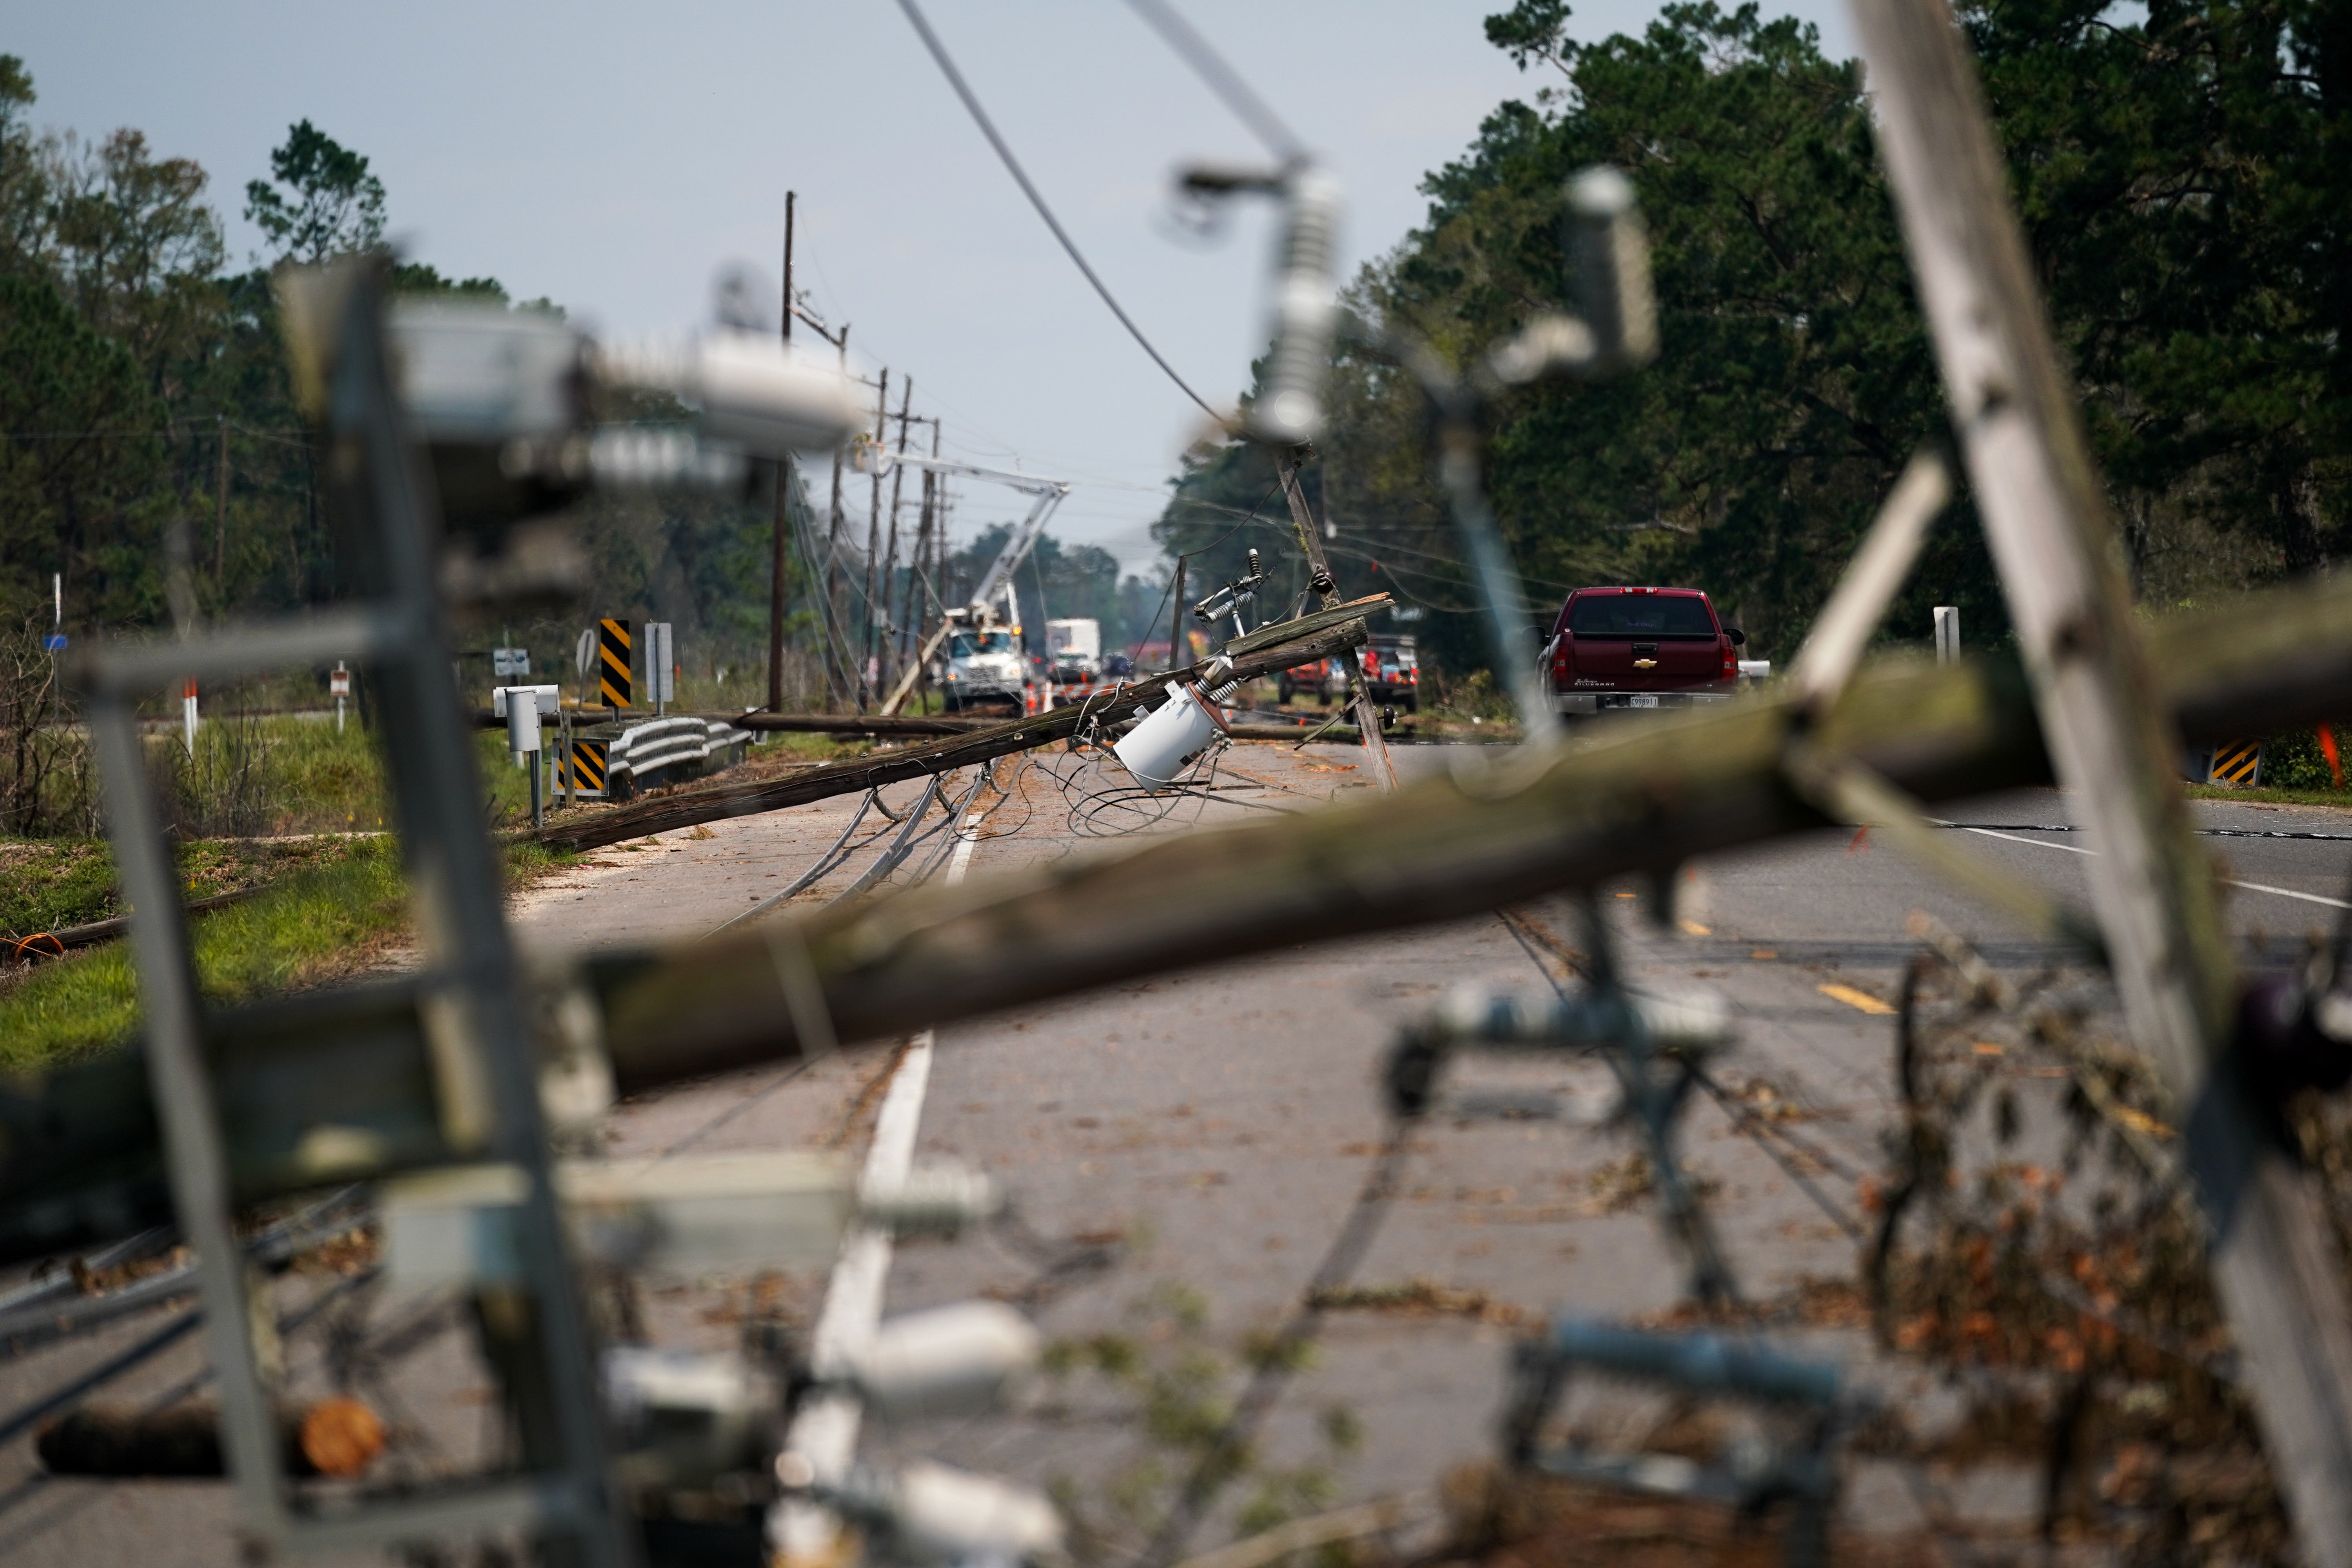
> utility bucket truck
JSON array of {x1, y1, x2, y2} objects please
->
[{"x1": 850, "y1": 437, "x2": 1073, "y2": 717}]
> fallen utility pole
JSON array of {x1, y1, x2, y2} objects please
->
[
  {"x1": 1276, "y1": 450, "x2": 1396, "y2": 790},
  {"x1": 7, "y1": 572, "x2": 2350, "y2": 1261},
  {"x1": 527, "y1": 597, "x2": 1388, "y2": 851},
  {"x1": 1851, "y1": 0, "x2": 2352, "y2": 1556}
]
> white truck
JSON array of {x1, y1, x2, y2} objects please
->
[
  {"x1": 1045, "y1": 618, "x2": 1102, "y2": 685},
  {"x1": 938, "y1": 611, "x2": 1031, "y2": 714}
]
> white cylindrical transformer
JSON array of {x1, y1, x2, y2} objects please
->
[{"x1": 1112, "y1": 682, "x2": 1230, "y2": 789}]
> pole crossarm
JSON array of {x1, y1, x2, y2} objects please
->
[{"x1": 7, "y1": 577, "x2": 2352, "y2": 1262}]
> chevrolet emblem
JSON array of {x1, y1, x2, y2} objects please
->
[{"x1": 1633, "y1": 657, "x2": 1657, "y2": 670}]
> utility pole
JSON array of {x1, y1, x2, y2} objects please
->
[
  {"x1": 768, "y1": 191, "x2": 797, "y2": 714},
  {"x1": 828, "y1": 326, "x2": 850, "y2": 550},
  {"x1": 876, "y1": 384, "x2": 915, "y2": 697},
  {"x1": 860, "y1": 368, "x2": 889, "y2": 711},
  {"x1": 1277, "y1": 449, "x2": 1396, "y2": 789},
  {"x1": 214, "y1": 415, "x2": 228, "y2": 587},
  {"x1": 1166, "y1": 556, "x2": 1187, "y2": 674},
  {"x1": 1850, "y1": 0, "x2": 2352, "y2": 1557}
]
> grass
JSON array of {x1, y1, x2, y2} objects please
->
[
  {"x1": 0, "y1": 835, "x2": 378, "y2": 940},
  {"x1": 0, "y1": 835, "x2": 407, "y2": 1070},
  {"x1": 0, "y1": 763, "x2": 581, "y2": 1070}
]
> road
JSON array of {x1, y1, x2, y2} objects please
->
[{"x1": 0, "y1": 732, "x2": 2346, "y2": 1563}]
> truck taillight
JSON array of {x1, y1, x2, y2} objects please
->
[
  {"x1": 1552, "y1": 640, "x2": 1572, "y2": 686},
  {"x1": 1720, "y1": 641, "x2": 1737, "y2": 683}
]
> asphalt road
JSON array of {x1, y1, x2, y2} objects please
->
[{"x1": 1, "y1": 733, "x2": 2347, "y2": 1563}]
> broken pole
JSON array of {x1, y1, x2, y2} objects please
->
[
  {"x1": 18, "y1": 576, "x2": 2352, "y2": 1257},
  {"x1": 1851, "y1": 0, "x2": 2352, "y2": 1555},
  {"x1": 527, "y1": 599, "x2": 1388, "y2": 851},
  {"x1": 1277, "y1": 449, "x2": 1396, "y2": 790},
  {"x1": 12, "y1": 576, "x2": 2352, "y2": 1256}
]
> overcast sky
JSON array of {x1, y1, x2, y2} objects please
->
[{"x1": 16, "y1": 0, "x2": 1853, "y2": 578}]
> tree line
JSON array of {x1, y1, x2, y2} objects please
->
[
  {"x1": 0, "y1": 58, "x2": 1153, "y2": 703},
  {"x1": 1161, "y1": 0, "x2": 2350, "y2": 675}
]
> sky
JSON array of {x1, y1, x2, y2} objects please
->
[{"x1": 14, "y1": 0, "x2": 1854, "y2": 579}]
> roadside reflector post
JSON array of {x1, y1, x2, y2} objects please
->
[
  {"x1": 599, "y1": 618, "x2": 633, "y2": 709},
  {"x1": 1933, "y1": 605, "x2": 1959, "y2": 665},
  {"x1": 329, "y1": 661, "x2": 350, "y2": 733},
  {"x1": 647, "y1": 621, "x2": 675, "y2": 715}
]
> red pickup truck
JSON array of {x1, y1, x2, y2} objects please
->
[{"x1": 1545, "y1": 586, "x2": 1748, "y2": 715}]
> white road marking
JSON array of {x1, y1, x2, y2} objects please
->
[
  {"x1": 771, "y1": 777, "x2": 997, "y2": 1562},
  {"x1": 1961, "y1": 825, "x2": 2095, "y2": 856},
  {"x1": 1961, "y1": 826, "x2": 2351, "y2": 909},
  {"x1": 2221, "y1": 877, "x2": 2352, "y2": 911}
]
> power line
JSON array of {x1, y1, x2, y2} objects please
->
[
  {"x1": 893, "y1": 0, "x2": 1226, "y2": 426},
  {"x1": 1120, "y1": 0, "x2": 1306, "y2": 163}
]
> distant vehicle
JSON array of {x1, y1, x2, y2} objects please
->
[
  {"x1": 1045, "y1": 618, "x2": 1102, "y2": 684},
  {"x1": 1545, "y1": 586, "x2": 1745, "y2": 715},
  {"x1": 1276, "y1": 634, "x2": 1421, "y2": 712},
  {"x1": 1103, "y1": 651, "x2": 1135, "y2": 678}
]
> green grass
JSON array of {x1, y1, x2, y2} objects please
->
[
  {"x1": 0, "y1": 834, "x2": 576, "y2": 1071},
  {"x1": 2186, "y1": 784, "x2": 2352, "y2": 810},
  {"x1": 0, "y1": 836, "x2": 401, "y2": 1069}
]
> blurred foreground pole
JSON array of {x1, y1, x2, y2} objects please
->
[{"x1": 1850, "y1": 0, "x2": 2352, "y2": 1555}]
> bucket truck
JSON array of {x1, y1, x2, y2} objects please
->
[{"x1": 849, "y1": 437, "x2": 1071, "y2": 716}]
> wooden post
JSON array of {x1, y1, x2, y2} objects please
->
[
  {"x1": 860, "y1": 368, "x2": 888, "y2": 711},
  {"x1": 1277, "y1": 450, "x2": 1396, "y2": 789},
  {"x1": 768, "y1": 192, "x2": 797, "y2": 714},
  {"x1": 1850, "y1": 0, "x2": 2352, "y2": 1554},
  {"x1": 1167, "y1": 555, "x2": 1187, "y2": 673},
  {"x1": 877, "y1": 385, "x2": 914, "y2": 695}
]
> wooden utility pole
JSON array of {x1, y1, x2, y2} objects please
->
[
  {"x1": 859, "y1": 368, "x2": 888, "y2": 710},
  {"x1": 906, "y1": 417, "x2": 944, "y2": 694},
  {"x1": 1166, "y1": 556, "x2": 1187, "y2": 673},
  {"x1": 1849, "y1": 0, "x2": 2352, "y2": 1556},
  {"x1": 214, "y1": 415, "x2": 227, "y2": 586},
  {"x1": 1277, "y1": 449, "x2": 1396, "y2": 789},
  {"x1": 768, "y1": 191, "x2": 797, "y2": 714},
  {"x1": 827, "y1": 326, "x2": 849, "y2": 548},
  {"x1": 874, "y1": 380, "x2": 914, "y2": 698}
]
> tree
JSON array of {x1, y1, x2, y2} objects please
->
[
  {"x1": 1162, "y1": 3, "x2": 1964, "y2": 672},
  {"x1": 243, "y1": 120, "x2": 384, "y2": 263},
  {"x1": 1161, "y1": 0, "x2": 2352, "y2": 683},
  {"x1": 0, "y1": 269, "x2": 168, "y2": 622}
]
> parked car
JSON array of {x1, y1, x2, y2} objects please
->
[
  {"x1": 1545, "y1": 586, "x2": 1745, "y2": 715},
  {"x1": 1276, "y1": 635, "x2": 1422, "y2": 712}
]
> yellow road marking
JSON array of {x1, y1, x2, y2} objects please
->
[
  {"x1": 1818, "y1": 982, "x2": 1895, "y2": 1016},
  {"x1": 1679, "y1": 919, "x2": 1711, "y2": 936}
]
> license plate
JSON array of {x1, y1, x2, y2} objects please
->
[{"x1": 1630, "y1": 694, "x2": 1661, "y2": 709}]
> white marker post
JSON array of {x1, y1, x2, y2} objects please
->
[
  {"x1": 647, "y1": 622, "x2": 675, "y2": 715},
  {"x1": 1933, "y1": 605, "x2": 1959, "y2": 665},
  {"x1": 498, "y1": 685, "x2": 559, "y2": 828},
  {"x1": 330, "y1": 661, "x2": 350, "y2": 734},
  {"x1": 181, "y1": 678, "x2": 198, "y2": 756}
]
